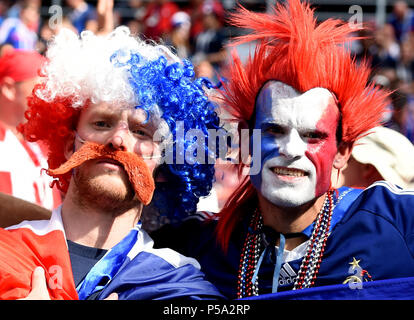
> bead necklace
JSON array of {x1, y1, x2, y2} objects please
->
[{"x1": 236, "y1": 190, "x2": 334, "y2": 298}]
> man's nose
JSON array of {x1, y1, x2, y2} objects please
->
[
  {"x1": 277, "y1": 129, "x2": 307, "y2": 160},
  {"x1": 106, "y1": 122, "x2": 131, "y2": 151}
]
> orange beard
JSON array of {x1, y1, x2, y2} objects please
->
[{"x1": 48, "y1": 142, "x2": 155, "y2": 205}]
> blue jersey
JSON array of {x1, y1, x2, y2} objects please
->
[
  {"x1": 96, "y1": 230, "x2": 225, "y2": 300},
  {"x1": 151, "y1": 181, "x2": 414, "y2": 299}
]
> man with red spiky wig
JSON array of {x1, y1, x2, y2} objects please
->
[{"x1": 152, "y1": 0, "x2": 414, "y2": 299}]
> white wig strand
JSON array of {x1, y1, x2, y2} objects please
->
[{"x1": 36, "y1": 26, "x2": 178, "y2": 109}]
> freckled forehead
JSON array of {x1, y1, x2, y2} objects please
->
[{"x1": 255, "y1": 81, "x2": 339, "y2": 128}]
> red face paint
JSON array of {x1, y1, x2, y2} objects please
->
[{"x1": 305, "y1": 98, "x2": 340, "y2": 197}]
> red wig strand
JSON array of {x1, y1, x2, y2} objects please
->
[
  {"x1": 215, "y1": 0, "x2": 390, "y2": 251},
  {"x1": 18, "y1": 83, "x2": 82, "y2": 193}
]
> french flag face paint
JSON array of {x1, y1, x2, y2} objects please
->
[{"x1": 250, "y1": 81, "x2": 340, "y2": 207}]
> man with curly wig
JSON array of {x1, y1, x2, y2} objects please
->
[{"x1": 0, "y1": 26, "x2": 224, "y2": 300}]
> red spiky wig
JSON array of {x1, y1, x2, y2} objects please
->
[{"x1": 215, "y1": 0, "x2": 390, "y2": 251}]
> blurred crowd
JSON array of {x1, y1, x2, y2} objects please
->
[
  {"x1": 0, "y1": 0, "x2": 229, "y2": 81},
  {"x1": 0, "y1": 0, "x2": 413, "y2": 217},
  {"x1": 352, "y1": 0, "x2": 414, "y2": 145}
]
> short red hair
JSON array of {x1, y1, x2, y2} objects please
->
[{"x1": 215, "y1": 0, "x2": 390, "y2": 251}]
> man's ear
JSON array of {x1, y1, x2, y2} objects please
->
[
  {"x1": 63, "y1": 132, "x2": 76, "y2": 161},
  {"x1": 333, "y1": 142, "x2": 352, "y2": 170},
  {"x1": 0, "y1": 77, "x2": 17, "y2": 101}
]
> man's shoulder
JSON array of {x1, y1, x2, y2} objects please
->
[
  {"x1": 339, "y1": 181, "x2": 414, "y2": 236},
  {"x1": 351, "y1": 181, "x2": 414, "y2": 212},
  {"x1": 139, "y1": 229, "x2": 202, "y2": 269},
  {"x1": 6, "y1": 217, "x2": 52, "y2": 233}
]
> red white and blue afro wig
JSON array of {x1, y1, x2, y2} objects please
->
[{"x1": 20, "y1": 26, "x2": 221, "y2": 218}]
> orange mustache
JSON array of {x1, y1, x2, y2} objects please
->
[{"x1": 47, "y1": 142, "x2": 155, "y2": 205}]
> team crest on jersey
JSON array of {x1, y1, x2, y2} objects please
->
[{"x1": 343, "y1": 257, "x2": 373, "y2": 288}]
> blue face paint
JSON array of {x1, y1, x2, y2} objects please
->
[
  {"x1": 250, "y1": 122, "x2": 280, "y2": 190},
  {"x1": 249, "y1": 83, "x2": 281, "y2": 191},
  {"x1": 248, "y1": 81, "x2": 337, "y2": 208}
]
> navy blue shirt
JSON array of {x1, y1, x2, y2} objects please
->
[
  {"x1": 67, "y1": 240, "x2": 107, "y2": 287},
  {"x1": 151, "y1": 182, "x2": 414, "y2": 299}
]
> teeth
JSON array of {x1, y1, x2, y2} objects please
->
[{"x1": 273, "y1": 167, "x2": 306, "y2": 177}]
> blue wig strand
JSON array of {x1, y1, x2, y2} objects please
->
[{"x1": 115, "y1": 50, "x2": 222, "y2": 219}]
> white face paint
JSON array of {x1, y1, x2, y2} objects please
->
[{"x1": 251, "y1": 81, "x2": 339, "y2": 207}]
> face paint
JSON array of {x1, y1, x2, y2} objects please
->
[
  {"x1": 305, "y1": 99, "x2": 340, "y2": 197},
  {"x1": 250, "y1": 81, "x2": 340, "y2": 207}
]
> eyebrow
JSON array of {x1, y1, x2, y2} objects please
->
[{"x1": 261, "y1": 122, "x2": 329, "y2": 135}]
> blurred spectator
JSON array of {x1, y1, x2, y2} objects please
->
[
  {"x1": 186, "y1": 0, "x2": 224, "y2": 42},
  {"x1": 0, "y1": 1, "x2": 39, "y2": 50},
  {"x1": 37, "y1": 17, "x2": 77, "y2": 54},
  {"x1": 95, "y1": 0, "x2": 115, "y2": 36},
  {"x1": 370, "y1": 68, "x2": 397, "y2": 125},
  {"x1": 0, "y1": 49, "x2": 61, "y2": 210},
  {"x1": 126, "y1": 18, "x2": 141, "y2": 36},
  {"x1": 388, "y1": 0, "x2": 414, "y2": 43},
  {"x1": 66, "y1": 0, "x2": 98, "y2": 34},
  {"x1": 166, "y1": 11, "x2": 191, "y2": 59},
  {"x1": 5, "y1": 0, "x2": 39, "y2": 19},
  {"x1": 371, "y1": 24, "x2": 400, "y2": 69},
  {"x1": 128, "y1": 0, "x2": 146, "y2": 22},
  {"x1": 192, "y1": 2, "x2": 227, "y2": 72},
  {"x1": 386, "y1": 89, "x2": 410, "y2": 134},
  {"x1": 334, "y1": 126, "x2": 414, "y2": 189},
  {"x1": 395, "y1": 40, "x2": 414, "y2": 84},
  {"x1": 0, "y1": 0, "x2": 9, "y2": 25},
  {"x1": 140, "y1": 0, "x2": 178, "y2": 40}
]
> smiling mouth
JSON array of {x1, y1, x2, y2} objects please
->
[{"x1": 272, "y1": 166, "x2": 308, "y2": 177}]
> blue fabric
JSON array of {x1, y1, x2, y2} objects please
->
[
  {"x1": 97, "y1": 251, "x2": 225, "y2": 300},
  {"x1": 151, "y1": 182, "x2": 414, "y2": 299},
  {"x1": 301, "y1": 186, "x2": 361, "y2": 237},
  {"x1": 241, "y1": 277, "x2": 414, "y2": 300},
  {"x1": 67, "y1": 240, "x2": 107, "y2": 287},
  {"x1": 76, "y1": 224, "x2": 140, "y2": 300}
]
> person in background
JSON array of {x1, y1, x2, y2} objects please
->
[
  {"x1": 192, "y1": 2, "x2": 227, "y2": 72},
  {"x1": 140, "y1": 0, "x2": 178, "y2": 41},
  {"x1": 0, "y1": 1, "x2": 39, "y2": 50},
  {"x1": 0, "y1": 49, "x2": 61, "y2": 211},
  {"x1": 388, "y1": 0, "x2": 414, "y2": 43},
  {"x1": 185, "y1": 0, "x2": 224, "y2": 44},
  {"x1": 167, "y1": 11, "x2": 192, "y2": 59},
  {"x1": 66, "y1": 0, "x2": 98, "y2": 34}
]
